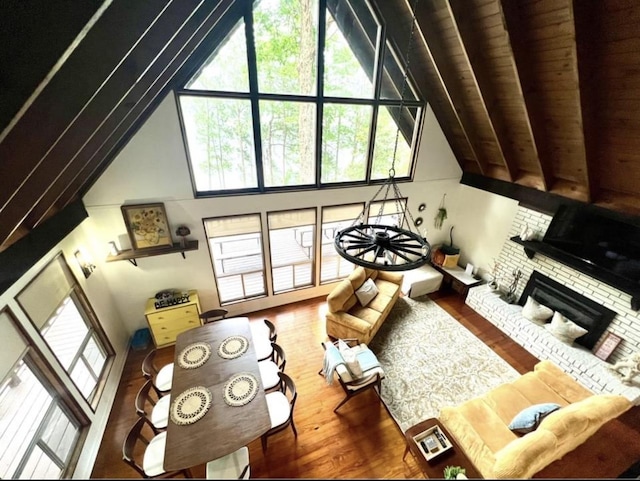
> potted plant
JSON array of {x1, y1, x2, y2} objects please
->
[
  {"x1": 443, "y1": 465, "x2": 467, "y2": 479},
  {"x1": 434, "y1": 194, "x2": 448, "y2": 230}
]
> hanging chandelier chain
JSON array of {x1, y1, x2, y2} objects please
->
[
  {"x1": 390, "y1": 0, "x2": 420, "y2": 173},
  {"x1": 333, "y1": 0, "x2": 430, "y2": 272}
]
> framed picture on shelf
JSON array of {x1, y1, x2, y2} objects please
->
[
  {"x1": 593, "y1": 331, "x2": 623, "y2": 362},
  {"x1": 121, "y1": 203, "x2": 173, "y2": 251}
]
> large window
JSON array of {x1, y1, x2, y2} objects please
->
[
  {"x1": 16, "y1": 255, "x2": 112, "y2": 405},
  {"x1": 267, "y1": 209, "x2": 316, "y2": 293},
  {"x1": 205, "y1": 214, "x2": 267, "y2": 304},
  {"x1": 178, "y1": 0, "x2": 424, "y2": 195},
  {"x1": 320, "y1": 204, "x2": 362, "y2": 283},
  {"x1": 0, "y1": 309, "x2": 87, "y2": 480}
]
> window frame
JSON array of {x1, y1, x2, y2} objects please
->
[
  {"x1": 0, "y1": 307, "x2": 89, "y2": 479},
  {"x1": 175, "y1": 0, "x2": 426, "y2": 198},
  {"x1": 266, "y1": 207, "x2": 317, "y2": 295},
  {"x1": 15, "y1": 253, "x2": 114, "y2": 410},
  {"x1": 204, "y1": 213, "x2": 268, "y2": 305}
]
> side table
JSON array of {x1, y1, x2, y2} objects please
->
[
  {"x1": 432, "y1": 264, "x2": 483, "y2": 299},
  {"x1": 403, "y1": 418, "x2": 482, "y2": 479}
]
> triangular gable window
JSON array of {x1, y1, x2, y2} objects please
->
[{"x1": 177, "y1": 0, "x2": 425, "y2": 195}]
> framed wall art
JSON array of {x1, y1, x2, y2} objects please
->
[
  {"x1": 121, "y1": 203, "x2": 173, "y2": 251},
  {"x1": 593, "y1": 331, "x2": 623, "y2": 362}
]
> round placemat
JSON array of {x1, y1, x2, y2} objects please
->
[
  {"x1": 170, "y1": 386, "x2": 212, "y2": 426},
  {"x1": 223, "y1": 372, "x2": 258, "y2": 407},
  {"x1": 218, "y1": 335, "x2": 249, "y2": 359},
  {"x1": 177, "y1": 342, "x2": 212, "y2": 369}
]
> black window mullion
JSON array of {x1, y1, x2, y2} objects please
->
[
  {"x1": 244, "y1": 6, "x2": 264, "y2": 190},
  {"x1": 315, "y1": 0, "x2": 327, "y2": 187},
  {"x1": 365, "y1": 2, "x2": 387, "y2": 183}
]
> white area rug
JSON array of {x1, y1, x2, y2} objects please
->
[{"x1": 368, "y1": 295, "x2": 520, "y2": 433}]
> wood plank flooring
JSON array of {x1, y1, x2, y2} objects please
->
[{"x1": 90, "y1": 290, "x2": 640, "y2": 479}]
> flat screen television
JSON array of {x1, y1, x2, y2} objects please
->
[{"x1": 543, "y1": 205, "x2": 640, "y2": 288}]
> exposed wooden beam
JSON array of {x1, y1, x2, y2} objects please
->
[
  {"x1": 26, "y1": 0, "x2": 238, "y2": 230},
  {"x1": 445, "y1": 0, "x2": 517, "y2": 181},
  {"x1": 412, "y1": 0, "x2": 492, "y2": 177},
  {"x1": 371, "y1": 0, "x2": 479, "y2": 173},
  {"x1": 0, "y1": 0, "x2": 176, "y2": 245},
  {"x1": 499, "y1": 0, "x2": 555, "y2": 191},
  {"x1": 570, "y1": 0, "x2": 599, "y2": 203}
]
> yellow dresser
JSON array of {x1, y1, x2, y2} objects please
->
[{"x1": 144, "y1": 290, "x2": 201, "y2": 348}]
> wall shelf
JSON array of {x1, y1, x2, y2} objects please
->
[{"x1": 106, "y1": 240, "x2": 198, "y2": 266}]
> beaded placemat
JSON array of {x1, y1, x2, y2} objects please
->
[
  {"x1": 177, "y1": 342, "x2": 212, "y2": 369},
  {"x1": 170, "y1": 386, "x2": 212, "y2": 426},
  {"x1": 223, "y1": 372, "x2": 258, "y2": 407},
  {"x1": 218, "y1": 335, "x2": 249, "y2": 359}
]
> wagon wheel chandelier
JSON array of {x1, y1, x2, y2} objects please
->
[{"x1": 334, "y1": 0, "x2": 430, "y2": 272}]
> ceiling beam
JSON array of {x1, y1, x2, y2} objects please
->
[
  {"x1": 570, "y1": 0, "x2": 599, "y2": 203},
  {"x1": 499, "y1": 0, "x2": 555, "y2": 192},
  {"x1": 413, "y1": 1, "x2": 492, "y2": 177},
  {"x1": 0, "y1": 0, "x2": 176, "y2": 246},
  {"x1": 445, "y1": 0, "x2": 517, "y2": 181},
  {"x1": 372, "y1": 0, "x2": 479, "y2": 173},
  {"x1": 26, "y1": 0, "x2": 239, "y2": 231}
]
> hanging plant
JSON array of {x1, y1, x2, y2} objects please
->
[{"x1": 434, "y1": 194, "x2": 448, "y2": 230}]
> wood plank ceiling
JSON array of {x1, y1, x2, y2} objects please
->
[{"x1": 1, "y1": 0, "x2": 640, "y2": 254}]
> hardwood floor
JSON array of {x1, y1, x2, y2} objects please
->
[{"x1": 90, "y1": 290, "x2": 640, "y2": 479}]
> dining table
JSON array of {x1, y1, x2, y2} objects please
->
[{"x1": 163, "y1": 317, "x2": 271, "y2": 471}]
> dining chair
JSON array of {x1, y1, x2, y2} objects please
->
[
  {"x1": 252, "y1": 319, "x2": 277, "y2": 361},
  {"x1": 205, "y1": 446, "x2": 250, "y2": 479},
  {"x1": 122, "y1": 416, "x2": 192, "y2": 478},
  {"x1": 251, "y1": 318, "x2": 277, "y2": 343},
  {"x1": 258, "y1": 342, "x2": 286, "y2": 392},
  {"x1": 135, "y1": 379, "x2": 170, "y2": 432},
  {"x1": 199, "y1": 308, "x2": 228, "y2": 324},
  {"x1": 142, "y1": 348, "x2": 174, "y2": 394},
  {"x1": 261, "y1": 372, "x2": 297, "y2": 452}
]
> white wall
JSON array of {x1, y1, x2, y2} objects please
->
[
  {"x1": 83, "y1": 95, "x2": 476, "y2": 335},
  {"x1": 0, "y1": 218, "x2": 130, "y2": 479}
]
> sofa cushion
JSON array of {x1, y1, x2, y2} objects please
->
[
  {"x1": 349, "y1": 306, "x2": 382, "y2": 326},
  {"x1": 375, "y1": 278, "x2": 402, "y2": 297},
  {"x1": 348, "y1": 267, "x2": 367, "y2": 289},
  {"x1": 355, "y1": 278, "x2": 379, "y2": 307},
  {"x1": 327, "y1": 279, "x2": 354, "y2": 312},
  {"x1": 366, "y1": 293, "x2": 393, "y2": 314},
  {"x1": 508, "y1": 403, "x2": 561, "y2": 434},
  {"x1": 522, "y1": 296, "x2": 553, "y2": 324},
  {"x1": 545, "y1": 311, "x2": 588, "y2": 344}
]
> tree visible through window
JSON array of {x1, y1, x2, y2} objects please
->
[{"x1": 178, "y1": 0, "x2": 424, "y2": 195}]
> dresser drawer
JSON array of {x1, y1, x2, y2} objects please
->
[
  {"x1": 147, "y1": 305, "x2": 199, "y2": 325},
  {"x1": 152, "y1": 327, "x2": 186, "y2": 347}
]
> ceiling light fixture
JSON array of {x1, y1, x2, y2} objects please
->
[{"x1": 334, "y1": 0, "x2": 430, "y2": 271}]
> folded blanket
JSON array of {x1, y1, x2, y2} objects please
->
[
  {"x1": 322, "y1": 343, "x2": 344, "y2": 385},
  {"x1": 356, "y1": 348, "x2": 381, "y2": 372}
]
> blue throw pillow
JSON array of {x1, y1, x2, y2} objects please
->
[{"x1": 508, "y1": 403, "x2": 561, "y2": 434}]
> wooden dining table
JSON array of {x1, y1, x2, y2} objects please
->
[{"x1": 163, "y1": 317, "x2": 271, "y2": 471}]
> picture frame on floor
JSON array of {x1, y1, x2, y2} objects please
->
[{"x1": 593, "y1": 331, "x2": 623, "y2": 362}]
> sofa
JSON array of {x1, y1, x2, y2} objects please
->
[
  {"x1": 438, "y1": 360, "x2": 632, "y2": 479},
  {"x1": 325, "y1": 266, "x2": 403, "y2": 344}
]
